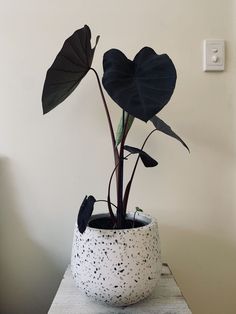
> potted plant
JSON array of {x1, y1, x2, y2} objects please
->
[{"x1": 42, "y1": 25, "x2": 189, "y2": 306}]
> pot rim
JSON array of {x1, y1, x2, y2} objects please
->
[{"x1": 86, "y1": 212, "x2": 157, "y2": 232}]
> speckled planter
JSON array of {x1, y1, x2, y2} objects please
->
[{"x1": 71, "y1": 212, "x2": 162, "y2": 306}]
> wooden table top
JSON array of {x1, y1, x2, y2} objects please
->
[{"x1": 48, "y1": 263, "x2": 192, "y2": 314}]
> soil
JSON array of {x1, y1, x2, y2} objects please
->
[{"x1": 88, "y1": 217, "x2": 146, "y2": 230}]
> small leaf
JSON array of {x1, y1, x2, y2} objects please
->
[
  {"x1": 42, "y1": 25, "x2": 99, "y2": 114},
  {"x1": 124, "y1": 145, "x2": 158, "y2": 168},
  {"x1": 115, "y1": 112, "x2": 134, "y2": 146},
  {"x1": 150, "y1": 116, "x2": 190, "y2": 152},
  {"x1": 77, "y1": 195, "x2": 96, "y2": 233},
  {"x1": 135, "y1": 206, "x2": 143, "y2": 212}
]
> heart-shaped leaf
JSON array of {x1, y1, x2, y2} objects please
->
[
  {"x1": 150, "y1": 116, "x2": 190, "y2": 152},
  {"x1": 102, "y1": 47, "x2": 177, "y2": 122},
  {"x1": 42, "y1": 25, "x2": 99, "y2": 114},
  {"x1": 115, "y1": 112, "x2": 135, "y2": 146},
  {"x1": 77, "y1": 195, "x2": 96, "y2": 233},
  {"x1": 124, "y1": 145, "x2": 158, "y2": 167}
]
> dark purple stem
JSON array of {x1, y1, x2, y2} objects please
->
[
  {"x1": 95, "y1": 200, "x2": 118, "y2": 209},
  {"x1": 90, "y1": 68, "x2": 118, "y2": 158},
  {"x1": 107, "y1": 153, "x2": 131, "y2": 226},
  {"x1": 123, "y1": 129, "x2": 158, "y2": 213},
  {"x1": 90, "y1": 67, "x2": 119, "y2": 219},
  {"x1": 116, "y1": 111, "x2": 130, "y2": 228}
]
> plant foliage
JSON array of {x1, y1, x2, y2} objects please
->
[
  {"x1": 42, "y1": 25, "x2": 189, "y2": 233},
  {"x1": 102, "y1": 48, "x2": 177, "y2": 122},
  {"x1": 42, "y1": 25, "x2": 99, "y2": 114},
  {"x1": 124, "y1": 145, "x2": 158, "y2": 168},
  {"x1": 77, "y1": 195, "x2": 96, "y2": 233}
]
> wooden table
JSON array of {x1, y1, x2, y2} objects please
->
[{"x1": 48, "y1": 263, "x2": 192, "y2": 314}]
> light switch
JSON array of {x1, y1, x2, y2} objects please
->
[{"x1": 203, "y1": 39, "x2": 225, "y2": 71}]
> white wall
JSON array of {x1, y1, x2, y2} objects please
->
[{"x1": 0, "y1": 1, "x2": 236, "y2": 313}]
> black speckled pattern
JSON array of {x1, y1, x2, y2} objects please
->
[{"x1": 71, "y1": 213, "x2": 162, "y2": 306}]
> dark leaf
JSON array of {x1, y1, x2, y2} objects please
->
[
  {"x1": 150, "y1": 116, "x2": 190, "y2": 152},
  {"x1": 102, "y1": 47, "x2": 176, "y2": 122},
  {"x1": 42, "y1": 25, "x2": 99, "y2": 114},
  {"x1": 115, "y1": 112, "x2": 135, "y2": 146},
  {"x1": 124, "y1": 145, "x2": 158, "y2": 167},
  {"x1": 77, "y1": 195, "x2": 96, "y2": 233}
]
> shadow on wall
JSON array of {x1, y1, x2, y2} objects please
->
[
  {"x1": 162, "y1": 225, "x2": 236, "y2": 314},
  {"x1": 0, "y1": 157, "x2": 61, "y2": 314}
]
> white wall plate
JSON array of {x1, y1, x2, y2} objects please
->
[{"x1": 203, "y1": 39, "x2": 225, "y2": 72}]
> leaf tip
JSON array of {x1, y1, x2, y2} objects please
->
[{"x1": 42, "y1": 105, "x2": 48, "y2": 115}]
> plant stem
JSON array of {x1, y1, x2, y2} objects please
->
[
  {"x1": 90, "y1": 68, "x2": 119, "y2": 217},
  {"x1": 90, "y1": 68, "x2": 116, "y2": 150},
  {"x1": 95, "y1": 200, "x2": 118, "y2": 209},
  {"x1": 107, "y1": 153, "x2": 131, "y2": 226},
  {"x1": 116, "y1": 111, "x2": 129, "y2": 228},
  {"x1": 123, "y1": 129, "x2": 158, "y2": 212},
  {"x1": 132, "y1": 211, "x2": 137, "y2": 228}
]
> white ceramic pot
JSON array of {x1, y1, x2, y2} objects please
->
[{"x1": 71, "y1": 212, "x2": 162, "y2": 306}]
